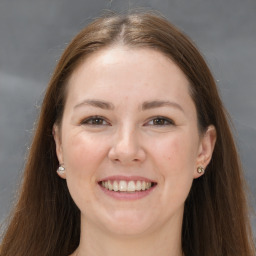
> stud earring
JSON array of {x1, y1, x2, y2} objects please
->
[
  {"x1": 197, "y1": 166, "x2": 205, "y2": 174},
  {"x1": 57, "y1": 164, "x2": 65, "y2": 174}
]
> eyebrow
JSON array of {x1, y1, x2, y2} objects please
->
[
  {"x1": 74, "y1": 99, "x2": 114, "y2": 110},
  {"x1": 141, "y1": 100, "x2": 184, "y2": 113},
  {"x1": 74, "y1": 99, "x2": 184, "y2": 113}
]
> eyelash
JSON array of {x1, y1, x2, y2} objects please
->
[
  {"x1": 80, "y1": 116, "x2": 110, "y2": 126},
  {"x1": 80, "y1": 116, "x2": 175, "y2": 127},
  {"x1": 145, "y1": 116, "x2": 175, "y2": 126}
]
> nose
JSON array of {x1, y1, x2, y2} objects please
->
[{"x1": 108, "y1": 126, "x2": 146, "y2": 165}]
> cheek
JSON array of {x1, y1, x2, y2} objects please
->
[
  {"x1": 154, "y1": 133, "x2": 197, "y2": 171},
  {"x1": 150, "y1": 131, "x2": 199, "y2": 195},
  {"x1": 62, "y1": 132, "x2": 110, "y2": 209},
  {"x1": 62, "y1": 133, "x2": 108, "y2": 190},
  {"x1": 63, "y1": 133, "x2": 105, "y2": 169}
]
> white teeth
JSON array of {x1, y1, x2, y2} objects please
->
[
  {"x1": 136, "y1": 181, "x2": 142, "y2": 191},
  {"x1": 119, "y1": 180, "x2": 127, "y2": 191},
  {"x1": 101, "y1": 180, "x2": 154, "y2": 192},
  {"x1": 108, "y1": 180, "x2": 113, "y2": 191},
  {"x1": 141, "y1": 181, "x2": 146, "y2": 190},
  {"x1": 127, "y1": 181, "x2": 136, "y2": 192},
  {"x1": 113, "y1": 181, "x2": 118, "y2": 191}
]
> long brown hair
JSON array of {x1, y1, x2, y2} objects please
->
[{"x1": 1, "y1": 10, "x2": 255, "y2": 256}]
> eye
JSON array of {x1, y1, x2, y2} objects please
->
[
  {"x1": 81, "y1": 116, "x2": 110, "y2": 126},
  {"x1": 145, "y1": 116, "x2": 175, "y2": 126}
]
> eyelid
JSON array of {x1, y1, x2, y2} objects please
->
[
  {"x1": 144, "y1": 116, "x2": 175, "y2": 126},
  {"x1": 80, "y1": 115, "x2": 111, "y2": 126},
  {"x1": 79, "y1": 115, "x2": 174, "y2": 127}
]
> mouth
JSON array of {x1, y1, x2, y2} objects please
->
[{"x1": 98, "y1": 180, "x2": 157, "y2": 193}]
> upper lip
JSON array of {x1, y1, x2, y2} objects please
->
[{"x1": 98, "y1": 175, "x2": 157, "y2": 183}]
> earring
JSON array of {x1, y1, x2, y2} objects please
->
[
  {"x1": 57, "y1": 164, "x2": 65, "y2": 174},
  {"x1": 197, "y1": 166, "x2": 205, "y2": 174}
]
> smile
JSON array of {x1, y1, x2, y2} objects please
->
[{"x1": 100, "y1": 180, "x2": 156, "y2": 192}]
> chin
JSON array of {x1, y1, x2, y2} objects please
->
[
  {"x1": 105, "y1": 222, "x2": 152, "y2": 237},
  {"x1": 101, "y1": 210, "x2": 156, "y2": 236}
]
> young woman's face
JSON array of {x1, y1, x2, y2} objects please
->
[{"x1": 54, "y1": 46, "x2": 215, "y2": 236}]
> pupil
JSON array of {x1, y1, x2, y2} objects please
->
[
  {"x1": 93, "y1": 119, "x2": 102, "y2": 124},
  {"x1": 154, "y1": 118, "x2": 164, "y2": 125}
]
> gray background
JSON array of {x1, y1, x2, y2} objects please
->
[{"x1": 0, "y1": 0, "x2": 255, "y2": 236}]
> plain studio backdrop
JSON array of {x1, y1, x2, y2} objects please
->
[{"x1": 0, "y1": 0, "x2": 255, "y2": 236}]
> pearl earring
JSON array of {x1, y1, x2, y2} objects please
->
[
  {"x1": 197, "y1": 166, "x2": 205, "y2": 174},
  {"x1": 57, "y1": 164, "x2": 65, "y2": 174}
]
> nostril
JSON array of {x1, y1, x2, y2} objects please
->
[{"x1": 108, "y1": 143, "x2": 146, "y2": 164}]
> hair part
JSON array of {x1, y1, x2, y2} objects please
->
[{"x1": 1, "y1": 10, "x2": 255, "y2": 256}]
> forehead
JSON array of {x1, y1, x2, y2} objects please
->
[{"x1": 65, "y1": 46, "x2": 194, "y2": 112}]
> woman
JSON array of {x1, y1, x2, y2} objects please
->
[{"x1": 0, "y1": 11, "x2": 255, "y2": 256}]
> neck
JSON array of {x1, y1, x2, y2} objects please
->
[{"x1": 74, "y1": 214, "x2": 183, "y2": 256}]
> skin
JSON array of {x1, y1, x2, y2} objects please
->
[{"x1": 53, "y1": 46, "x2": 216, "y2": 256}]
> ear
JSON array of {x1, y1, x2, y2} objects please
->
[
  {"x1": 53, "y1": 124, "x2": 66, "y2": 179},
  {"x1": 194, "y1": 125, "x2": 217, "y2": 179}
]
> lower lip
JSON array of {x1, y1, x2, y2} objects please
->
[{"x1": 98, "y1": 184, "x2": 157, "y2": 200}]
